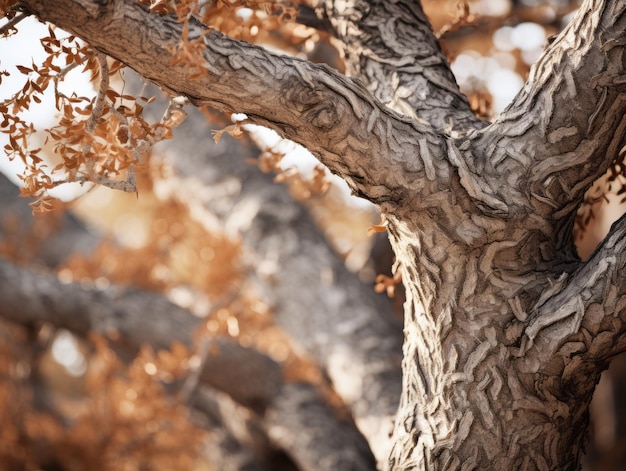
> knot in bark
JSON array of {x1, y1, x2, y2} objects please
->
[{"x1": 282, "y1": 78, "x2": 340, "y2": 131}]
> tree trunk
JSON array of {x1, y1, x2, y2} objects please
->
[
  {"x1": 12, "y1": 0, "x2": 626, "y2": 469},
  {"x1": 384, "y1": 2, "x2": 626, "y2": 467}
]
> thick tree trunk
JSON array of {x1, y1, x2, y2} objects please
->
[
  {"x1": 387, "y1": 212, "x2": 626, "y2": 470},
  {"x1": 382, "y1": 2, "x2": 626, "y2": 468},
  {"x1": 12, "y1": 0, "x2": 626, "y2": 469}
]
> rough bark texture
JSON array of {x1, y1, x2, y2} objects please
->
[
  {"x1": 318, "y1": 0, "x2": 484, "y2": 132},
  {"x1": 12, "y1": 0, "x2": 626, "y2": 469},
  {"x1": 18, "y1": 0, "x2": 446, "y2": 208}
]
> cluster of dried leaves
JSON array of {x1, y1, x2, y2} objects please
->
[
  {"x1": 252, "y1": 147, "x2": 330, "y2": 199},
  {"x1": 62, "y1": 185, "x2": 243, "y2": 299},
  {"x1": 142, "y1": 0, "x2": 313, "y2": 78},
  {"x1": 0, "y1": 22, "x2": 185, "y2": 212},
  {"x1": 141, "y1": 0, "x2": 300, "y2": 32},
  {"x1": 1, "y1": 0, "x2": 327, "y2": 215},
  {"x1": 0, "y1": 0, "x2": 18, "y2": 19}
]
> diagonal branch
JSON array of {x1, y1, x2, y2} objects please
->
[
  {"x1": 0, "y1": 11, "x2": 29, "y2": 35},
  {"x1": 19, "y1": 0, "x2": 446, "y2": 208},
  {"x1": 320, "y1": 0, "x2": 484, "y2": 132},
  {"x1": 152, "y1": 102, "x2": 403, "y2": 466},
  {"x1": 0, "y1": 256, "x2": 197, "y2": 350},
  {"x1": 517, "y1": 213, "x2": 626, "y2": 381},
  {"x1": 467, "y1": 0, "x2": 626, "y2": 221}
]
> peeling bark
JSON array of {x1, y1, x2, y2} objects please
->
[
  {"x1": 383, "y1": 2, "x2": 626, "y2": 468},
  {"x1": 19, "y1": 0, "x2": 446, "y2": 209},
  {"x1": 470, "y1": 0, "x2": 626, "y2": 223},
  {"x1": 319, "y1": 0, "x2": 484, "y2": 132}
]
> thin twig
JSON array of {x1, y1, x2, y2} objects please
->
[
  {"x1": 66, "y1": 53, "x2": 138, "y2": 193},
  {"x1": 53, "y1": 62, "x2": 81, "y2": 103},
  {"x1": 86, "y1": 53, "x2": 109, "y2": 135},
  {"x1": 81, "y1": 52, "x2": 109, "y2": 180},
  {"x1": 0, "y1": 12, "x2": 29, "y2": 37},
  {"x1": 179, "y1": 337, "x2": 212, "y2": 403}
]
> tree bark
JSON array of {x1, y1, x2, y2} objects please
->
[
  {"x1": 381, "y1": 2, "x2": 626, "y2": 469},
  {"x1": 317, "y1": 0, "x2": 485, "y2": 132},
  {"x1": 13, "y1": 0, "x2": 626, "y2": 469},
  {"x1": 17, "y1": 0, "x2": 446, "y2": 208}
]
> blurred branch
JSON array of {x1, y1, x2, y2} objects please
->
[
  {"x1": 265, "y1": 383, "x2": 376, "y2": 470},
  {"x1": 0, "y1": 256, "x2": 376, "y2": 468},
  {"x1": 0, "y1": 173, "x2": 98, "y2": 267},
  {"x1": 152, "y1": 102, "x2": 403, "y2": 465},
  {"x1": 0, "y1": 257, "x2": 195, "y2": 349}
]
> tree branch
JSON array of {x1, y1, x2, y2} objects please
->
[
  {"x1": 152, "y1": 101, "x2": 403, "y2": 465},
  {"x1": 193, "y1": 383, "x2": 377, "y2": 471},
  {"x1": 0, "y1": 255, "x2": 275, "y2": 411},
  {"x1": 321, "y1": 0, "x2": 484, "y2": 132},
  {"x1": 518, "y1": 213, "x2": 626, "y2": 378},
  {"x1": 19, "y1": 0, "x2": 445, "y2": 208},
  {"x1": 467, "y1": 0, "x2": 626, "y2": 220},
  {"x1": 0, "y1": 257, "x2": 193, "y2": 348},
  {"x1": 0, "y1": 11, "x2": 29, "y2": 35},
  {"x1": 0, "y1": 173, "x2": 98, "y2": 267}
]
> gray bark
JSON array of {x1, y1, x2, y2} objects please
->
[
  {"x1": 150, "y1": 102, "x2": 402, "y2": 464},
  {"x1": 318, "y1": 0, "x2": 484, "y2": 132},
  {"x1": 12, "y1": 0, "x2": 626, "y2": 469},
  {"x1": 17, "y1": 0, "x2": 446, "y2": 208}
]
